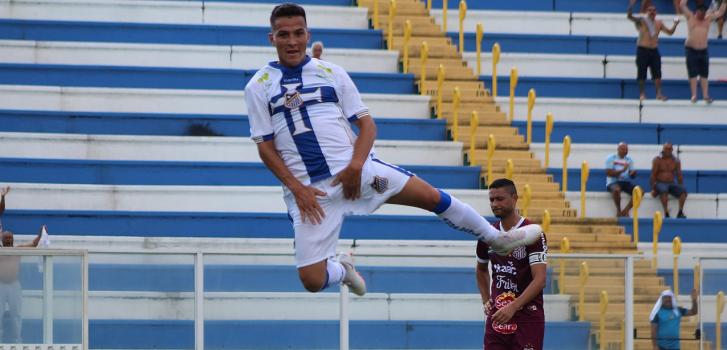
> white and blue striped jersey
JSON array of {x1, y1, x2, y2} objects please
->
[{"x1": 245, "y1": 56, "x2": 371, "y2": 185}]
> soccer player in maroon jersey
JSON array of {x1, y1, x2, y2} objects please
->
[{"x1": 476, "y1": 178, "x2": 548, "y2": 350}]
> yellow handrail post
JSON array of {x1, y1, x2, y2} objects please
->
[
  {"x1": 694, "y1": 263, "x2": 701, "y2": 291},
  {"x1": 672, "y1": 236, "x2": 681, "y2": 296},
  {"x1": 469, "y1": 111, "x2": 479, "y2": 165},
  {"x1": 522, "y1": 184, "x2": 532, "y2": 217},
  {"x1": 386, "y1": 0, "x2": 396, "y2": 50},
  {"x1": 505, "y1": 159, "x2": 514, "y2": 180},
  {"x1": 373, "y1": 0, "x2": 379, "y2": 29},
  {"x1": 544, "y1": 112, "x2": 553, "y2": 168},
  {"x1": 436, "y1": 64, "x2": 445, "y2": 118},
  {"x1": 491, "y1": 43, "x2": 500, "y2": 97},
  {"x1": 509, "y1": 67, "x2": 518, "y2": 122},
  {"x1": 543, "y1": 209, "x2": 551, "y2": 234},
  {"x1": 442, "y1": 0, "x2": 448, "y2": 33},
  {"x1": 526, "y1": 88, "x2": 536, "y2": 145},
  {"x1": 402, "y1": 20, "x2": 412, "y2": 73},
  {"x1": 486, "y1": 134, "x2": 495, "y2": 186},
  {"x1": 632, "y1": 186, "x2": 643, "y2": 243},
  {"x1": 652, "y1": 211, "x2": 663, "y2": 268},
  {"x1": 476, "y1": 23, "x2": 483, "y2": 76},
  {"x1": 558, "y1": 236, "x2": 569, "y2": 294},
  {"x1": 599, "y1": 291, "x2": 609, "y2": 350},
  {"x1": 420, "y1": 41, "x2": 428, "y2": 88},
  {"x1": 427, "y1": 0, "x2": 432, "y2": 11},
  {"x1": 717, "y1": 291, "x2": 725, "y2": 350},
  {"x1": 562, "y1": 135, "x2": 571, "y2": 193},
  {"x1": 578, "y1": 261, "x2": 589, "y2": 321},
  {"x1": 580, "y1": 161, "x2": 589, "y2": 219},
  {"x1": 452, "y1": 86, "x2": 461, "y2": 142},
  {"x1": 458, "y1": 0, "x2": 467, "y2": 55}
]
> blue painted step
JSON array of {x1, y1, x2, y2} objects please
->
[
  {"x1": 514, "y1": 121, "x2": 727, "y2": 146},
  {"x1": 0, "y1": 19, "x2": 383, "y2": 48},
  {"x1": 657, "y1": 268, "x2": 727, "y2": 295},
  {"x1": 3, "y1": 210, "x2": 487, "y2": 239},
  {"x1": 15, "y1": 320, "x2": 594, "y2": 350},
  {"x1": 0, "y1": 64, "x2": 416, "y2": 94},
  {"x1": 0, "y1": 110, "x2": 446, "y2": 140},
  {"x1": 549, "y1": 168, "x2": 727, "y2": 194},
  {"x1": 430, "y1": 0, "x2": 676, "y2": 13},
  {"x1": 451, "y1": 32, "x2": 727, "y2": 57},
  {"x1": 0, "y1": 158, "x2": 479, "y2": 188},
  {"x1": 485, "y1": 75, "x2": 727, "y2": 99},
  {"x1": 618, "y1": 218, "x2": 727, "y2": 243}
]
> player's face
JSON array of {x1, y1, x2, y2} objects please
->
[
  {"x1": 489, "y1": 187, "x2": 518, "y2": 219},
  {"x1": 269, "y1": 16, "x2": 310, "y2": 68}
]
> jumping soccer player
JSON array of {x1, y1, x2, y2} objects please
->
[
  {"x1": 476, "y1": 179, "x2": 547, "y2": 350},
  {"x1": 245, "y1": 3, "x2": 542, "y2": 296}
]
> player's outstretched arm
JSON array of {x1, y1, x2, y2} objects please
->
[
  {"x1": 257, "y1": 141, "x2": 327, "y2": 224},
  {"x1": 332, "y1": 115, "x2": 377, "y2": 200}
]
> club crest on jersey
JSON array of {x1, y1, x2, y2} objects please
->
[
  {"x1": 512, "y1": 246, "x2": 527, "y2": 260},
  {"x1": 284, "y1": 91, "x2": 304, "y2": 109},
  {"x1": 371, "y1": 175, "x2": 389, "y2": 194}
]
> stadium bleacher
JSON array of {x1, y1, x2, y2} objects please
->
[{"x1": 1, "y1": 0, "x2": 727, "y2": 349}]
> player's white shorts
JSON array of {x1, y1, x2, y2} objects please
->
[{"x1": 284, "y1": 157, "x2": 412, "y2": 267}]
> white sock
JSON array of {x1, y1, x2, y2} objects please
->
[
  {"x1": 323, "y1": 257, "x2": 346, "y2": 290},
  {"x1": 432, "y1": 189, "x2": 500, "y2": 242}
]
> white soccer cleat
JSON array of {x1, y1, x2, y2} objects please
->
[
  {"x1": 337, "y1": 253, "x2": 367, "y2": 296},
  {"x1": 489, "y1": 224, "x2": 543, "y2": 256}
]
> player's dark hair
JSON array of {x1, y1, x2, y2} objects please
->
[
  {"x1": 488, "y1": 178, "x2": 517, "y2": 195},
  {"x1": 270, "y1": 3, "x2": 307, "y2": 28}
]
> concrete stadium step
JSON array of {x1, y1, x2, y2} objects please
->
[
  {"x1": 422, "y1": 88, "x2": 489, "y2": 102},
  {"x1": 634, "y1": 339, "x2": 706, "y2": 350},
  {"x1": 0, "y1": 158, "x2": 481, "y2": 189},
  {"x1": 437, "y1": 109, "x2": 505, "y2": 123},
  {"x1": 430, "y1": 0, "x2": 677, "y2": 13},
  {"x1": 473, "y1": 156, "x2": 541, "y2": 169},
  {"x1": 505, "y1": 96, "x2": 727, "y2": 126},
  {"x1": 0, "y1": 0, "x2": 370, "y2": 29},
  {"x1": 0, "y1": 40, "x2": 399, "y2": 74},
  {"x1": 566, "y1": 192, "x2": 722, "y2": 220},
  {"x1": 580, "y1": 303, "x2": 656, "y2": 315},
  {"x1": 4, "y1": 183, "x2": 502, "y2": 217},
  {"x1": 0, "y1": 132, "x2": 462, "y2": 166},
  {"x1": 559, "y1": 276, "x2": 663, "y2": 288},
  {"x1": 393, "y1": 41, "x2": 460, "y2": 59},
  {"x1": 437, "y1": 101, "x2": 500, "y2": 115},
  {"x1": 419, "y1": 80, "x2": 485, "y2": 93},
  {"x1": 547, "y1": 233, "x2": 632, "y2": 245},
  {"x1": 548, "y1": 224, "x2": 623, "y2": 234},
  {"x1": 379, "y1": 20, "x2": 442, "y2": 37},
  {"x1": 0, "y1": 63, "x2": 417, "y2": 94},
  {"x1": 469, "y1": 149, "x2": 533, "y2": 160},
  {"x1": 555, "y1": 167, "x2": 727, "y2": 194},
  {"x1": 0, "y1": 18, "x2": 384, "y2": 49},
  {"x1": 0, "y1": 85, "x2": 431, "y2": 120},
  {"x1": 488, "y1": 173, "x2": 554, "y2": 184},
  {"x1": 597, "y1": 329, "x2": 699, "y2": 346},
  {"x1": 408, "y1": 62, "x2": 476, "y2": 80},
  {"x1": 548, "y1": 241, "x2": 637, "y2": 251},
  {"x1": 358, "y1": 0, "x2": 428, "y2": 16},
  {"x1": 561, "y1": 284, "x2": 665, "y2": 296},
  {"x1": 551, "y1": 263, "x2": 654, "y2": 275}
]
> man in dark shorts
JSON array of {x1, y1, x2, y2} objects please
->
[
  {"x1": 650, "y1": 143, "x2": 688, "y2": 218},
  {"x1": 605, "y1": 142, "x2": 639, "y2": 217},
  {"x1": 680, "y1": 0, "x2": 726, "y2": 103},
  {"x1": 628, "y1": 0, "x2": 680, "y2": 101},
  {"x1": 476, "y1": 179, "x2": 547, "y2": 350}
]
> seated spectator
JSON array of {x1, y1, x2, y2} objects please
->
[
  {"x1": 606, "y1": 143, "x2": 638, "y2": 217},
  {"x1": 311, "y1": 41, "x2": 324, "y2": 59},
  {"x1": 650, "y1": 143, "x2": 688, "y2": 218}
]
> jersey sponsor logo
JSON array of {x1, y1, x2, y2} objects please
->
[
  {"x1": 492, "y1": 261, "x2": 517, "y2": 276},
  {"x1": 495, "y1": 275, "x2": 520, "y2": 292},
  {"x1": 491, "y1": 321, "x2": 518, "y2": 335},
  {"x1": 491, "y1": 292, "x2": 518, "y2": 334},
  {"x1": 371, "y1": 175, "x2": 389, "y2": 194},
  {"x1": 284, "y1": 91, "x2": 304, "y2": 109},
  {"x1": 257, "y1": 72, "x2": 270, "y2": 84},
  {"x1": 512, "y1": 246, "x2": 527, "y2": 260}
]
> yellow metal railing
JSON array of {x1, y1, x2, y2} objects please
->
[
  {"x1": 442, "y1": 0, "x2": 448, "y2": 33},
  {"x1": 562, "y1": 135, "x2": 571, "y2": 193},
  {"x1": 402, "y1": 20, "x2": 412, "y2": 73},
  {"x1": 486, "y1": 134, "x2": 495, "y2": 185},
  {"x1": 509, "y1": 67, "x2": 518, "y2": 122},
  {"x1": 580, "y1": 161, "x2": 589, "y2": 219},
  {"x1": 458, "y1": 0, "x2": 466, "y2": 54},
  {"x1": 652, "y1": 211, "x2": 663, "y2": 268},
  {"x1": 491, "y1": 43, "x2": 500, "y2": 98},
  {"x1": 717, "y1": 291, "x2": 725, "y2": 350},
  {"x1": 632, "y1": 185, "x2": 643, "y2": 243},
  {"x1": 599, "y1": 291, "x2": 609, "y2": 350},
  {"x1": 436, "y1": 64, "x2": 445, "y2": 118},
  {"x1": 386, "y1": 0, "x2": 396, "y2": 50},
  {"x1": 672, "y1": 236, "x2": 681, "y2": 296},
  {"x1": 427, "y1": 0, "x2": 431, "y2": 11},
  {"x1": 522, "y1": 184, "x2": 532, "y2": 217},
  {"x1": 476, "y1": 23, "x2": 483, "y2": 76},
  {"x1": 505, "y1": 158, "x2": 514, "y2": 180},
  {"x1": 469, "y1": 111, "x2": 478, "y2": 163},
  {"x1": 578, "y1": 261, "x2": 589, "y2": 321},
  {"x1": 420, "y1": 41, "x2": 428, "y2": 89},
  {"x1": 373, "y1": 0, "x2": 380, "y2": 29},
  {"x1": 558, "y1": 236, "x2": 569, "y2": 294},
  {"x1": 452, "y1": 86, "x2": 461, "y2": 141},
  {"x1": 527, "y1": 88, "x2": 536, "y2": 145},
  {"x1": 694, "y1": 263, "x2": 701, "y2": 291},
  {"x1": 543, "y1": 209, "x2": 551, "y2": 234},
  {"x1": 544, "y1": 112, "x2": 553, "y2": 169}
]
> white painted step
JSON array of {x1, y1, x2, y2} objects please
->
[
  {"x1": 0, "y1": 40, "x2": 398, "y2": 74},
  {"x1": 0, "y1": 183, "x2": 490, "y2": 216},
  {"x1": 565, "y1": 191, "x2": 720, "y2": 219},
  {"x1": 0, "y1": 0, "x2": 369, "y2": 29},
  {"x1": 0, "y1": 132, "x2": 463, "y2": 166},
  {"x1": 0, "y1": 85, "x2": 431, "y2": 119}
]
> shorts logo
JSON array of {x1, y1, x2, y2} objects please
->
[
  {"x1": 371, "y1": 175, "x2": 389, "y2": 194},
  {"x1": 284, "y1": 91, "x2": 304, "y2": 109},
  {"x1": 512, "y1": 246, "x2": 527, "y2": 260},
  {"x1": 492, "y1": 321, "x2": 518, "y2": 334}
]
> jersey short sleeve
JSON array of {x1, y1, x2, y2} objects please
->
[
  {"x1": 605, "y1": 154, "x2": 616, "y2": 169},
  {"x1": 245, "y1": 73, "x2": 274, "y2": 144},
  {"x1": 527, "y1": 232, "x2": 548, "y2": 265},
  {"x1": 332, "y1": 64, "x2": 369, "y2": 122},
  {"x1": 476, "y1": 240, "x2": 490, "y2": 264}
]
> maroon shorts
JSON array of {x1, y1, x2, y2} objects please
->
[{"x1": 484, "y1": 318, "x2": 544, "y2": 350}]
